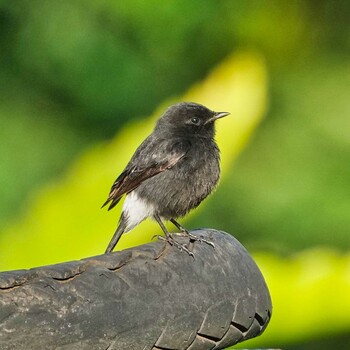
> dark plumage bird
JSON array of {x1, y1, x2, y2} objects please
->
[{"x1": 102, "y1": 102, "x2": 229, "y2": 255}]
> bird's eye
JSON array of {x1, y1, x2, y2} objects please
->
[{"x1": 191, "y1": 117, "x2": 200, "y2": 125}]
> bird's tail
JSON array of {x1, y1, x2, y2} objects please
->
[{"x1": 105, "y1": 214, "x2": 127, "y2": 253}]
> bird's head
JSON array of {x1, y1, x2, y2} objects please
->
[{"x1": 156, "y1": 102, "x2": 229, "y2": 139}]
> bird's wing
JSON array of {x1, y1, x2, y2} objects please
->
[{"x1": 102, "y1": 138, "x2": 190, "y2": 210}]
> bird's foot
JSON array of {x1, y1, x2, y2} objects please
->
[
  {"x1": 153, "y1": 234, "x2": 195, "y2": 258},
  {"x1": 177, "y1": 230, "x2": 215, "y2": 248}
]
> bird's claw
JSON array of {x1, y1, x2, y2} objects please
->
[
  {"x1": 153, "y1": 234, "x2": 195, "y2": 258},
  {"x1": 177, "y1": 231, "x2": 215, "y2": 248}
]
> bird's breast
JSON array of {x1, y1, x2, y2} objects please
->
[{"x1": 135, "y1": 139, "x2": 220, "y2": 218}]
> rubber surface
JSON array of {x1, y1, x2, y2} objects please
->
[{"x1": 0, "y1": 229, "x2": 272, "y2": 349}]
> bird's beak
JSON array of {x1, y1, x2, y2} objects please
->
[
  {"x1": 205, "y1": 111, "x2": 230, "y2": 124},
  {"x1": 214, "y1": 111, "x2": 230, "y2": 120}
]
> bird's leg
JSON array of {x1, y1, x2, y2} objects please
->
[
  {"x1": 153, "y1": 215, "x2": 194, "y2": 258},
  {"x1": 170, "y1": 218, "x2": 215, "y2": 248}
]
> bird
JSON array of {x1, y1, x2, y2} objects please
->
[{"x1": 102, "y1": 102, "x2": 229, "y2": 256}]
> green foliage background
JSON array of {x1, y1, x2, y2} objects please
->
[{"x1": 0, "y1": 1, "x2": 349, "y2": 349}]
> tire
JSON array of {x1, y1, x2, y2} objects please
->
[{"x1": 0, "y1": 229, "x2": 272, "y2": 350}]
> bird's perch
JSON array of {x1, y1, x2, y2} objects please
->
[{"x1": 0, "y1": 229, "x2": 272, "y2": 350}]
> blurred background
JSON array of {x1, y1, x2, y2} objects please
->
[{"x1": 0, "y1": 0, "x2": 349, "y2": 349}]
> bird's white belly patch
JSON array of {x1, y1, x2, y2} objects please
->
[{"x1": 122, "y1": 191, "x2": 155, "y2": 232}]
